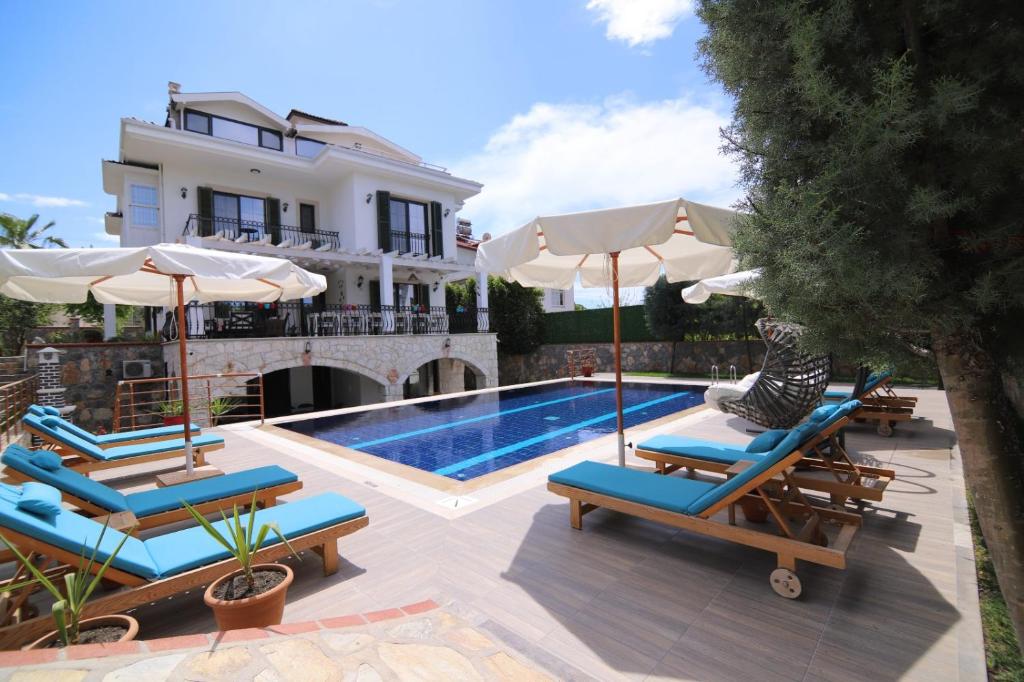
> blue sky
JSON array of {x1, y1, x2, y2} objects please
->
[{"x1": 0, "y1": 0, "x2": 740, "y2": 306}]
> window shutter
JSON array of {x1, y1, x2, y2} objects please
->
[
  {"x1": 265, "y1": 197, "x2": 281, "y2": 244},
  {"x1": 197, "y1": 187, "x2": 213, "y2": 237},
  {"x1": 429, "y1": 201, "x2": 444, "y2": 258},
  {"x1": 376, "y1": 191, "x2": 391, "y2": 252}
]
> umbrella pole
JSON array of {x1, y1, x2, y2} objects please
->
[
  {"x1": 173, "y1": 275, "x2": 195, "y2": 475},
  {"x1": 611, "y1": 252, "x2": 625, "y2": 466}
]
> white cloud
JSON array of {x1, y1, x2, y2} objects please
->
[
  {"x1": 586, "y1": 0, "x2": 694, "y2": 47},
  {"x1": 0, "y1": 192, "x2": 88, "y2": 208},
  {"x1": 451, "y1": 94, "x2": 741, "y2": 237}
]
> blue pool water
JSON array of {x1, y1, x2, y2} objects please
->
[{"x1": 278, "y1": 381, "x2": 704, "y2": 480}]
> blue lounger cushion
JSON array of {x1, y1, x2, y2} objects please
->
[
  {"x1": 143, "y1": 492, "x2": 366, "y2": 577},
  {"x1": 26, "y1": 405, "x2": 200, "y2": 445},
  {"x1": 638, "y1": 435, "x2": 756, "y2": 465},
  {"x1": 549, "y1": 461, "x2": 717, "y2": 515},
  {"x1": 17, "y1": 482, "x2": 63, "y2": 518},
  {"x1": 1, "y1": 446, "x2": 298, "y2": 518},
  {"x1": 745, "y1": 429, "x2": 790, "y2": 453},
  {"x1": 125, "y1": 466, "x2": 298, "y2": 517},
  {"x1": 23, "y1": 414, "x2": 223, "y2": 461},
  {"x1": 0, "y1": 483, "x2": 158, "y2": 578},
  {"x1": 0, "y1": 486, "x2": 366, "y2": 580}
]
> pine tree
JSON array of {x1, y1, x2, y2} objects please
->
[{"x1": 697, "y1": 0, "x2": 1024, "y2": 645}]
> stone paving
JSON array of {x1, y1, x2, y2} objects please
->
[{"x1": 0, "y1": 601, "x2": 555, "y2": 681}]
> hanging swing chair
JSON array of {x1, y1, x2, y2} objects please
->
[{"x1": 714, "y1": 318, "x2": 832, "y2": 429}]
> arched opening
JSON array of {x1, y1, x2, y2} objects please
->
[
  {"x1": 254, "y1": 366, "x2": 385, "y2": 418},
  {"x1": 403, "y1": 357, "x2": 487, "y2": 398}
]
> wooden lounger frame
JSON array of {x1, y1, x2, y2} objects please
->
[
  {"x1": 0, "y1": 513, "x2": 369, "y2": 649},
  {"x1": 24, "y1": 424, "x2": 223, "y2": 474},
  {"x1": 549, "y1": 441, "x2": 862, "y2": 598},
  {"x1": 636, "y1": 414, "x2": 895, "y2": 505},
  {"x1": 0, "y1": 468, "x2": 303, "y2": 531},
  {"x1": 848, "y1": 376, "x2": 917, "y2": 436}
]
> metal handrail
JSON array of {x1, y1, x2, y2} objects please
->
[
  {"x1": 183, "y1": 214, "x2": 340, "y2": 251},
  {"x1": 113, "y1": 372, "x2": 264, "y2": 432},
  {"x1": 389, "y1": 230, "x2": 429, "y2": 255}
]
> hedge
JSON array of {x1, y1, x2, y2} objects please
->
[{"x1": 544, "y1": 305, "x2": 657, "y2": 344}]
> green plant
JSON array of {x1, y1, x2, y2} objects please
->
[
  {"x1": 209, "y1": 397, "x2": 240, "y2": 424},
  {"x1": 0, "y1": 520, "x2": 135, "y2": 646},
  {"x1": 158, "y1": 400, "x2": 184, "y2": 417},
  {"x1": 488, "y1": 276, "x2": 545, "y2": 355},
  {"x1": 181, "y1": 492, "x2": 299, "y2": 593},
  {"x1": 0, "y1": 213, "x2": 67, "y2": 249}
]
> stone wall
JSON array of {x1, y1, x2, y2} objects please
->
[
  {"x1": 165, "y1": 333, "x2": 500, "y2": 401},
  {"x1": 26, "y1": 342, "x2": 164, "y2": 432},
  {"x1": 499, "y1": 341, "x2": 767, "y2": 385}
]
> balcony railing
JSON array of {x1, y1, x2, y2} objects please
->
[
  {"x1": 184, "y1": 214, "x2": 341, "y2": 251},
  {"x1": 389, "y1": 230, "x2": 429, "y2": 255},
  {"x1": 181, "y1": 302, "x2": 488, "y2": 339}
]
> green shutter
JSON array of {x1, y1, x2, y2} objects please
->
[
  {"x1": 197, "y1": 186, "x2": 213, "y2": 237},
  {"x1": 376, "y1": 191, "x2": 392, "y2": 251},
  {"x1": 265, "y1": 197, "x2": 281, "y2": 243},
  {"x1": 429, "y1": 201, "x2": 444, "y2": 258}
]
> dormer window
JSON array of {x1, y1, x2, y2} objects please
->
[
  {"x1": 183, "y1": 109, "x2": 282, "y2": 151},
  {"x1": 295, "y1": 136, "x2": 327, "y2": 158}
]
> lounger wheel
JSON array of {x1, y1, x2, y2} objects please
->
[
  {"x1": 770, "y1": 568, "x2": 802, "y2": 599},
  {"x1": 877, "y1": 421, "x2": 894, "y2": 437}
]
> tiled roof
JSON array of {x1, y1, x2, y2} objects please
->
[{"x1": 456, "y1": 234, "x2": 480, "y2": 250}]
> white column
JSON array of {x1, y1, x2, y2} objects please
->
[
  {"x1": 103, "y1": 304, "x2": 117, "y2": 340},
  {"x1": 476, "y1": 271, "x2": 489, "y2": 332},
  {"x1": 379, "y1": 255, "x2": 394, "y2": 306}
]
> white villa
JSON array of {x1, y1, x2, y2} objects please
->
[{"x1": 102, "y1": 82, "x2": 498, "y2": 415}]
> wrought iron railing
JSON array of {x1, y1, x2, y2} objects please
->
[
  {"x1": 184, "y1": 214, "x2": 340, "y2": 251},
  {"x1": 0, "y1": 374, "x2": 38, "y2": 449},
  {"x1": 179, "y1": 302, "x2": 487, "y2": 339},
  {"x1": 389, "y1": 230, "x2": 428, "y2": 255}
]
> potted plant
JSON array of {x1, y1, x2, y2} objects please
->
[
  {"x1": 182, "y1": 493, "x2": 300, "y2": 631},
  {"x1": 208, "y1": 396, "x2": 240, "y2": 426},
  {"x1": 1, "y1": 520, "x2": 140, "y2": 649},
  {"x1": 159, "y1": 399, "x2": 184, "y2": 426}
]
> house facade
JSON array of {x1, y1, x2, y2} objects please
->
[{"x1": 102, "y1": 83, "x2": 497, "y2": 415}]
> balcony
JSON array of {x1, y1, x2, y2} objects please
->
[
  {"x1": 182, "y1": 302, "x2": 489, "y2": 339},
  {"x1": 184, "y1": 214, "x2": 340, "y2": 251},
  {"x1": 390, "y1": 230, "x2": 429, "y2": 255}
]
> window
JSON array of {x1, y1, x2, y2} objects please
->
[
  {"x1": 556, "y1": 290, "x2": 566, "y2": 307},
  {"x1": 129, "y1": 184, "x2": 159, "y2": 227},
  {"x1": 389, "y1": 197, "x2": 428, "y2": 253},
  {"x1": 183, "y1": 109, "x2": 282, "y2": 151},
  {"x1": 295, "y1": 137, "x2": 326, "y2": 158}
]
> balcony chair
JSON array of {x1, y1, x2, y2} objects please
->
[
  {"x1": 548, "y1": 416, "x2": 861, "y2": 599},
  {"x1": 22, "y1": 413, "x2": 223, "y2": 474},
  {"x1": 0, "y1": 484, "x2": 368, "y2": 647},
  {"x1": 634, "y1": 400, "x2": 894, "y2": 505},
  {"x1": 1, "y1": 444, "x2": 302, "y2": 530},
  {"x1": 26, "y1": 405, "x2": 200, "y2": 447}
]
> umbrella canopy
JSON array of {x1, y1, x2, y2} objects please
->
[
  {"x1": 475, "y1": 198, "x2": 737, "y2": 289},
  {"x1": 0, "y1": 243, "x2": 324, "y2": 305},
  {"x1": 475, "y1": 198, "x2": 740, "y2": 465},
  {"x1": 681, "y1": 268, "x2": 762, "y2": 304},
  {"x1": 0, "y1": 243, "x2": 326, "y2": 475}
]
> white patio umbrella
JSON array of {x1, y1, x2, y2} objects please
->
[
  {"x1": 0, "y1": 243, "x2": 326, "y2": 475},
  {"x1": 681, "y1": 268, "x2": 762, "y2": 304},
  {"x1": 475, "y1": 198, "x2": 739, "y2": 465}
]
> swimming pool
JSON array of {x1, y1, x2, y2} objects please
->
[{"x1": 277, "y1": 381, "x2": 704, "y2": 480}]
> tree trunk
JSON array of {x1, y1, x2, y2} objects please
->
[{"x1": 933, "y1": 331, "x2": 1024, "y2": 650}]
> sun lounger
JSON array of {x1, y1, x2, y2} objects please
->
[
  {"x1": 22, "y1": 413, "x2": 223, "y2": 473},
  {"x1": 26, "y1": 405, "x2": 200, "y2": 447},
  {"x1": 635, "y1": 400, "x2": 895, "y2": 504},
  {"x1": 822, "y1": 370, "x2": 916, "y2": 436},
  {"x1": 1, "y1": 444, "x2": 302, "y2": 530},
  {"x1": 548, "y1": 419, "x2": 862, "y2": 599},
  {"x1": 0, "y1": 482, "x2": 368, "y2": 648}
]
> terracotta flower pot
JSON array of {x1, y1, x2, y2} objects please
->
[
  {"x1": 26, "y1": 614, "x2": 139, "y2": 650},
  {"x1": 581, "y1": 366, "x2": 595, "y2": 377},
  {"x1": 163, "y1": 415, "x2": 185, "y2": 426},
  {"x1": 204, "y1": 563, "x2": 293, "y2": 631}
]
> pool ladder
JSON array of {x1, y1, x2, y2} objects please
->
[{"x1": 710, "y1": 365, "x2": 738, "y2": 385}]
